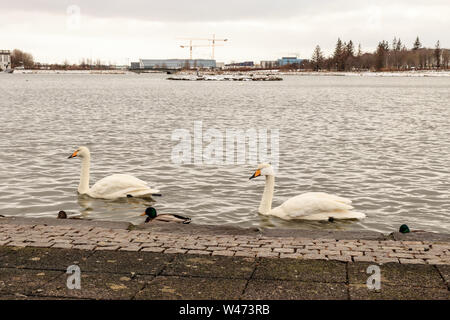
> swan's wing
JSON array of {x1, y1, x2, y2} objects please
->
[
  {"x1": 89, "y1": 174, "x2": 160, "y2": 199},
  {"x1": 300, "y1": 192, "x2": 352, "y2": 205},
  {"x1": 273, "y1": 193, "x2": 353, "y2": 219}
]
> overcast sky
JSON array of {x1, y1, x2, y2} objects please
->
[{"x1": 0, "y1": 0, "x2": 449, "y2": 64}]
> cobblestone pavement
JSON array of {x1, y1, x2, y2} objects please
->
[
  {"x1": 0, "y1": 245, "x2": 449, "y2": 300},
  {"x1": 0, "y1": 222, "x2": 449, "y2": 265}
]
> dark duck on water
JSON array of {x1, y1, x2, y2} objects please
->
[
  {"x1": 57, "y1": 211, "x2": 83, "y2": 219},
  {"x1": 141, "y1": 207, "x2": 191, "y2": 224}
]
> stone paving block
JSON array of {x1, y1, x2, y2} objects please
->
[
  {"x1": 0, "y1": 268, "x2": 63, "y2": 295},
  {"x1": 162, "y1": 254, "x2": 255, "y2": 279},
  {"x1": 141, "y1": 247, "x2": 165, "y2": 253},
  {"x1": 253, "y1": 258, "x2": 347, "y2": 283},
  {"x1": 80, "y1": 251, "x2": 173, "y2": 275},
  {"x1": 36, "y1": 272, "x2": 151, "y2": 300},
  {"x1": 399, "y1": 258, "x2": 426, "y2": 264},
  {"x1": 273, "y1": 248, "x2": 294, "y2": 253},
  {"x1": 342, "y1": 251, "x2": 363, "y2": 256},
  {"x1": 353, "y1": 256, "x2": 377, "y2": 263},
  {"x1": 0, "y1": 247, "x2": 93, "y2": 270},
  {"x1": 95, "y1": 246, "x2": 120, "y2": 251},
  {"x1": 6, "y1": 242, "x2": 27, "y2": 248},
  {"x1": 280, "y1": 253, "x2": 303, "y2": 259},
  {"x1": 187, "y1": 250, "x2": 211, "y2": 255},
  {"x1": 256, "y1": 252, "x2": 279, "y2": 258},
  {"x1": 135, "y1": 276, "x2": 247, "y2": 300},
  {"x1": 348, "y1": 262, "x2": 447, "y2": 289},
  {"x1": 302, "y1": 253, "x2": 328, "y2": 260},
  {"x1": 327, "y1": 255, "x2": 352, "y2": 262},
  {"x1": 376, "y1": 257, "x2": 399, "y2": 264},
  {"x1": 164, "y1": 248, "x2": 187, "y2": 254},
  {"x1": 426, "y1": 259, "x2": 447, "y2": 265},
  {"x1": 118, "y1": 246, "x2": 141, "y2": 252},
  {"x1": 234, "y1": 251, "x2": 256, "y2": 258},
  {"x1": 243, "y1": 279, "x2": 347, "y2": 300},
  {"x1": 212, "y1": 250, "x2": 235, "y2": 257},
  {"x1": 349, "y1": 284, "x2": 449, "y2": 300}
]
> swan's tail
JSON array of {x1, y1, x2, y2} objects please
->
[
  {"x1": 131, "y1": 188, "x2": 161, "y2": 198},
  {"x1": 299, "y1": 211, "x2": 366, "y2": 221}
]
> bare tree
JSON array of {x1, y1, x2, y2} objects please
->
[
  {"x1": 442, "y1": 50, "x2": 449, "y2": 69},
  {"x1": 10, "y1": 49, "x2": 34, "y2": 68}
]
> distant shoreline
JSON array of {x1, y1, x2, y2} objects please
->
[{"x1": 5, "y1": 69, "x2": 450, "y2": 77}]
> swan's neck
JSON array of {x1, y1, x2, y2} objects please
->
[
  {"x1": 78, "y1": 155, "x2": 90, "y2": 194},
  {"x1": 259, "y1": 175, "x2": 275, "y2": 214}
]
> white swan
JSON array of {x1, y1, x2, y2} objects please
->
[
  {"x1": 249, "y1": 163, "x2": 366, "y2": 221},
  {"x1": 68, "y1": 146, "x2": 160, "y2": 200}
]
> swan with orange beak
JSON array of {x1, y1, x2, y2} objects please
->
[
  {"x1": 68, "y1": 146, "x2": 161, "y2": 200},
  {"x1": 249, "y1": 163, "x2": 366, "y2": 221}
]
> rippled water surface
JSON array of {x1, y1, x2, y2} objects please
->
[{"x1": 0, "y1": 73, "x2": 449, "y2": 233}]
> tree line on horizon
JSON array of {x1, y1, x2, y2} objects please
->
[
  {"x1": 8, "y1": 36, "x2": 450, "y2": 71},
  {"x1": 305, "y1": 36, "x2": 449, "y2": 72},
  {"x1": 9, "y1": 49, "x2": 115, "y2": 70}
]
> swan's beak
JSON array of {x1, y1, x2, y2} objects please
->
[
  {"x1": 249, "y1": 169, "x2": 261, "y2": 180},
  {"x1": 68, "y1": 151, "x2": 78, "y2": 159}
]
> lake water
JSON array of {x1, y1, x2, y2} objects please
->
[{"x1": 0, "y1": 73, "x2": 449, "y2": 234}]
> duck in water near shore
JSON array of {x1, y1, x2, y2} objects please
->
[
  {"x1": 140, "y1": 207, "x2": 191, "y2": 224},
  {"x1": 57, "y1": 211, "x2": 83, "y2": 219}
]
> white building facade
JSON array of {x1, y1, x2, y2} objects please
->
[
  {"x1": 0, "y1": 50, "x2": 11, "y2": 70},
  {"x1": 139, "y1": 59, "x2": 216, "y2": 69}
]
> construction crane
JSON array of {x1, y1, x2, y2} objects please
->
[
  {"x1": 180, "y1": 40, "x2": 212, "y2": 60},
  {"x1": 178, "y1": 34, "x2": 228, "y2": 60}
]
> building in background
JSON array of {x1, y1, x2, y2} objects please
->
[
  {"x1": 138, "y1": 59, "x2": 216, "y2": 70},
  {"x1": 130, "y1": 62, "x2": 140, "y2": 69},
  {"x1": 277, "y1": 57, "x2": 302, "y2": 66},
  {"x1": 0, "y1": 50, "x2": 11, "y2": 70},
  {"x1": 224, "y1": 61, "x2": 254, "y2": 69},
  {"x1": 260, "y1": 60, "x2": 278, "y2": 69}
]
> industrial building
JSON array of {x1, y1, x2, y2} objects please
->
[
  {"x1": 225, "y1": 61, "x2": 254, "y2": 69},
  {"x1": 0, "y1": 50, "x2": 11, "y2": 70},
  {"x1": 260, "y1": 60, "x2": 278, "y2": 69},
  {"x1": 138, "y1": 59, "x2": 216, "y2": 70},
  {"x1": 278, "y1": 57, "x2": 303, "y2": 66}
]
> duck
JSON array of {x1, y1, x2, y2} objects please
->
[
  {"x1": 399, "y1": 224, "x2": 410, "y2": 233},
  {"x1": 57, "y1": 210, "x2": 83, "y2": 219},
  {"x1": 57, "y1": 210, "x2": 68, "y2": 219},
  {"x1": 249, "y1": 163, "x2": 366, "y2": 221},
  {"x1": 140, "y1": 207, "x2": 191, "y2": 224},
  {"x1": 68, "y1": 146, "x2": 160, "y2": 200}
]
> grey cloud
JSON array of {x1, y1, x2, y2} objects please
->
[{"x1": 2, "y1": 0, "x2": 448, "y2": 22}]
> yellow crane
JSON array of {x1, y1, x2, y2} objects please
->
[
  {"x1": 178, "y1": 34, "x2": 228, "y2": 60},
  {"x1": 180, "y1": 40, "x2": 212, "y2": 60}
]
